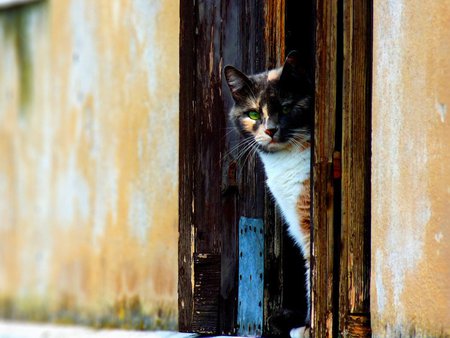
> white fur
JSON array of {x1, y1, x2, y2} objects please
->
[
  {"x1": 257, "y1": 146, "x2": 311, "y2": 257},
  {"x1": 259, "y1": 145, "x2": 312, "y2": 331},
  {"x1": 290, "y1": 326, "x2": 310, "y2": 338},
  {"x1": 267, "y1": 68, "x2": 282, "y2": 81}
]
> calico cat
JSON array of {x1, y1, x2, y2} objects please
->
[{"x1": 224, "y1": 51, "x2": 312, "y2": 338}]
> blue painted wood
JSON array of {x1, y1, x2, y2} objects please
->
[{"x1": 237, "y1": 217, "x2": 264, "y2": 336}]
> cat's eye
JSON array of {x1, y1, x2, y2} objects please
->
[
  {"x1": 282, "y1": 106, "x2": 290, "y2": 115},
  {"x1": 247, "y1": 111, "x2": 261, "y2": 120}
]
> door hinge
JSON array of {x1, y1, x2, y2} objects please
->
[{"x1": 333, "y1": 151, "x2": 341, "y2": 179}]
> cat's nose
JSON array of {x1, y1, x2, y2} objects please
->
[{"x1": 265, "y1": 128, "x2": 278, "y2": 137}]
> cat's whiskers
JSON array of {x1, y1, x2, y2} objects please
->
[
  {"x1": 288, "y1": 129, "x2": 311, "y2": 150},
  {"x1": 224, "y1": 137, "x2": 254, "y2": 159},
  {"x1": 288, "y1": 136, "x2": 308, "y2": 152},
  {"x1": 222, "y1": 127, "x2": 239, "y2": 140},
  {"x1": 235, "y1": 139, "x2": 257, "y2": 163},
  {"x1": 241, "y1": 140, "x2": 258, "y2": 169},
  {"x1": 290, "y1": 128, "x2": 310, "y2": 137},
  {"x1": 218, "y1": 137, "x2": 255, "y2": 168},
  {"x1": 234, "y1": 137, "x2": 259, "y2": 174},
  {"x1": 233, "y1": 140, "x2": 258, "y2": 178},
  {"x1": 289, "y1": 139, "x2": 303, "y2": 151}
]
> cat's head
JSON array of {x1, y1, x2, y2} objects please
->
[{"x1": 224, "y1": 51, "x2": 312, "y2": 153}]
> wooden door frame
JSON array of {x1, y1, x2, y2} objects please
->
[
  {"x1": 310, "y1": 0, "x2": 338, "y2": 336},
  {"x1": 339, "y1": 0, "x2": 372, "y2": 335},
  {"x1": 179, "y1": 0, "x2": 372, "y2": 336},
  {"x1": 311, "y1": 0, "x2": 372, "y2": 336}
]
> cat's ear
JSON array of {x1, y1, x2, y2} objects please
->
[
  {"x1": 224, "y1": 66, "x2": 253, "y2": 101},
  {"x1": 280, "y1": 50, "x2": 307, "y2": 88}
]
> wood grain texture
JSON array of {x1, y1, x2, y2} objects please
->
[
  {"x1": 179, "y1": 1, "x2": 286, "y2": 335},
  {"x1": 311, "y1": 0, "x2": 338, "y2": 337},
  {"x1": 179, "y1": 0, "x2": 228, "y2": 333},
  {"x1": 339, "y1": 0, "x2": 372, "y2": 335},
  {"x1": 191, "y1": 254, "x2": 221, "y2": 333},
  {"x1": 346, "y1": 314, "x2": 371, "y2": 337},
  {"x1": 262, "y1": 1, "x2": 286, "y2": 336},
  {"x1": 264, "y1": 0, "x2": 285, "y2": 69},
  {"x1": 178, "y1": 0, "x2": 195, "y2": 331}
]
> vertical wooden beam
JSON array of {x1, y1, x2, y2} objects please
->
[
  {"x1": 178, "y1": 0, "x2": 195, "y2": 332},
  {"x1": 179, "y1": 0, "x2": 224, "y2": 334},
  {"x1": 262, "y1": 1, "x2": 286, "y2": 336},
  {"x1": 340, "y1": 0, "x2": 372, "y2": 336},
  {"x1": 264, "y1": 0, "x2": 285, "y2": 68},
  {"x1": 312, "y1": 0, "x2": 338, "y2": 337}
]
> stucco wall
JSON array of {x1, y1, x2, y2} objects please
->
[
  {"x1": 372, "y1": 1, "x2": 450, "y2": 336},
  {"x1": 0, "y1": 0, "x2": 179, "y2": 329}
]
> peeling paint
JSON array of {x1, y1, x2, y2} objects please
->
[
  {"x1": 374, "y1": 250, "x2": 385, "y2": 314},
  {"x1": 56, "y1": 151, "x2": 90, "y2": 225},
  {"x1": 128, "y1": 177, "x2": 154, "y2": 244},
  {"x1": 0, "y1": 0, "x2": 179, "y2": 329},
  {"x1": 131, "y1": 0, "x2": 163, "y2": 94},
  {"x1": 434, "y1": 232, "x2": 444, "y2": 243},
  {"x1": 436, "y1": 100, "x2": 447, "y2": 123},
  {"x1": 372, "y1": 1, "x2": 450, "y2": 336}
]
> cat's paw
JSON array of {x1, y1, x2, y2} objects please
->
[{"x1": 290, "y1": 326, "x2": 310, "y2": 338}]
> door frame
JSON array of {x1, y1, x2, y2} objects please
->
[{"x1": 179, "y1": 0, "x2": 373, "y2": 336}]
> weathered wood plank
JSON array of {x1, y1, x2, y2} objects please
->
[
  {"x1": 339, "y1": 0, "x2": 372, "y2": 336},
  {"x1": 311, "y1": 0, "x2": 338, "y2": 337},
  {"x1": 262, "y1": 1, "x2": 286, "y2": 336},
  {"x1": 178, "y1": 0, "x2": 195, "y2": 331},
  {"x1": 346, "y1": 314, "x2": 371, "y2": 337},
  {"x1": 264, "y1": 0, "x2": 285, "y2": 69},
  {"x1": 179, "y1": 1, "x2": 226, "y2": 333},
  {"x1": 179, "y1": 0, "x2": 287, "y2": 335},
  {"x1": 191, "y1": 254, "x2": 221, "y2": 334}
]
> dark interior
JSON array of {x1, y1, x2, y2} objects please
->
[{"x1": 278, "y1": 0, "x2": 315, "y2": 331}]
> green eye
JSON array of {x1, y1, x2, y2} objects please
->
[
  {"x1": 248, "y1": 111, "x2": 261, "y2": 120},
  {"x1": 282, "y1": 106, "x2": 290, "y2": 114}
]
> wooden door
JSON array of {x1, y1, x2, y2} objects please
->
[
  {"x1": 179, "y1": 0, "x2": 372, "y2": 336},
  {"x1": 178, "y1": 0, "x2": 279, "y2": 335},
  {"x1": 178, "y1": 1, "x2": 311, "y2": 335}
]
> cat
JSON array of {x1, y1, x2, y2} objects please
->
[{"x1": 224, "y1": 51, "x2": 312, "y2": 338}]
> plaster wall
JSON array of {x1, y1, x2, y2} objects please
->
[
  {"x1": 0, "y1": 0, "x2": 179, "y2": 328},
  {"x1": 372, "y1": 1, "x2": 450, "y2": 336}
]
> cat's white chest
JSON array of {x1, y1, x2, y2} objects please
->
[{"x1": 258, "y1": 148, "x2": 311, "y2": 247}]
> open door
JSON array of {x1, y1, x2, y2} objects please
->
[{"x1": 179, "y1": 0, "x2": 372, "y2": 336}]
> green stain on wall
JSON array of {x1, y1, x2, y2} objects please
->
[
  {"x1": 0, "y1": 1, "x2": 47, "y2": 117},
  {"x1": 0, "y1": 295, "x2": 177, "y2": 330}
]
